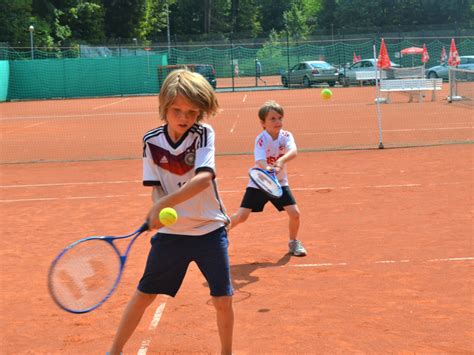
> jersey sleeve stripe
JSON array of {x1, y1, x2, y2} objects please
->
[{"x1": 142, "y1": 127, "x2": 165, "y2": 157}]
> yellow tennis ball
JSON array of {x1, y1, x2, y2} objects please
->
[
  {"x1": 159, "y1": 207, "x2": 178, "y2": 226},
  {"x1": 321, "y1": 88, "x2": 333, "y2": 100}
]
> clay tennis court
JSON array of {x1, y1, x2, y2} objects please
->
[{"x1": 1, "y1": 86, "x2": 473, "y2": 353}]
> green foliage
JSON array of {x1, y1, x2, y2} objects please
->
[
  {"x1": 284, "y1": 1, "x2": 309, "y2": 41},
  {"x1": 138, "y1": 0, "x2": 171, "y2": 40},
  {"x1": 233, "y1": 0, "x2": 262, "y2": 35},
  {"x1": 102, "y1": 0, "x2": 147, "y2": 39},
  {"x1": 257, "y1": 0, "x2": 291, "y2": 32},
  {"x1": 53, "y1": 9, "x2": 72, "y2": 45},
  {"x1": 0, "y1": 0, "x2": 472, "y2": 49},
  {"x1": 257, "y1": 29, "x2": 284, "y2": 59},
  {"x1": 0, "y1": 0, "x2": 33, "y2": 46},
  {"x1": 66, "y1": 2, "x2": 105, "y2": 44}
]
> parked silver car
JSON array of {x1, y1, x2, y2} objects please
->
[
  {"x1": 340, "y1": 59, "x2": 400, "y2": 85},
  {"x1": 281, "y1": 61, "x2": 339, "y2": 87},
  {"x1": 426, "y1": 56, "x2": 474, "y2": 80}
]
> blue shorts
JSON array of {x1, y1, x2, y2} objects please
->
[{"x1": 137, "y1": 227, "x2": 233, "y2": 297}]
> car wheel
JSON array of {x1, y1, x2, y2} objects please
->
[
  {"x1": 328, "y1": 81, "x2": 336, "y2": 87},
  {"x1": 282, "y1": 77, "x2": 288, "y2": 87},
  {"x1": 427, "y1": 72, "x2": 438, "y2": 79},
  {"x1": 303, "y1": 76, "x2": 311, "y2": 88}
]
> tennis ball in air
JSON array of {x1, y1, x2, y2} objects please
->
[
  {"x1": 321, "y1": 88, "x2": 333, "y2": 100},
  {"x1": 159, "y1": 207, "x2": 178, "y2": 226}
]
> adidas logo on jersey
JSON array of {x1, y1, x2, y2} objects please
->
[{"x1": 160, "y1": 156, "x2": 169, "y2": 164}]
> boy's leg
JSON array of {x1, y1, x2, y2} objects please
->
[
  {"x1": 109, "y1": 290, "x2": 157, "y2": 354},
  {"x1": 284, "y1": 204, "x2": 300, "y2": 240},
  {"x1": 229, "y1": 207, "x2": 252, "y2": 230},
  {"x1": 212, "y1": 295, "x2": 234, "y2": 355},
  {"x1": 285, "y1": 204, "x2": 307, "y2": 256}
]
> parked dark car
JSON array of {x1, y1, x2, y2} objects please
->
[
  {"x1": 158, "y1": 64, "x2": 217, "y2": 89},
  {"x1": 281, "y1": 61, "x2": 339, "y2": 87}
]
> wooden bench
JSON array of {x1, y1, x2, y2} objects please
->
[
  {"x1": 378, "y1": 78, "x2": 443, "y2": 103},
  {"x1": 355, "y1": 71, "x2": 387, "y2": 86}
]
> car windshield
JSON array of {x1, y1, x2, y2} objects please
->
[
  {"x1": 195, "y1": 66, "x2": 212, "y2": 74},
  {"x1": 460, "y1": 57, "x2": 474, "y2": 64},
  {"x1": 310, "y1": 62, "x2": 333, "y2": 69}
]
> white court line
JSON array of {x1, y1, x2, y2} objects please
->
[
  {"x1": 137, "y1": 302, "x2": 166, "y2": 355},
  {"x1": 0, "y1": 194, "x2": 149, "y2": 203},
  {"x1": 93, "y1": 98, "x2": 130, "y2": 110},
  {"x1": 0, "y1": 181, "x2": 467, "y2": 203},
  {"x1": 0, "y1": 180, "x2": 141, "y2": 188},
  {"x1": 3, "y1": 121, "x2": 49, "y2": 134},
  {"x1": 299, "y1": 126, "x2": 473, "y2": 136},
  {"x1": 0, "y1": 179, "x2": 465, "y2": 190},
  {"x1": 230, "y1": 121, "x2": 237, "y2": 133},
  {"x1": 290, "y1": 257, "x2": 474, "y2": 268},
  {"x1": 242, "y1": 94, "x2": 247, "y2": 102},
  {"x1": 1, "y1": 110, "x2": 157, "y2": 121},
  {"x1": 428, "y1": 257, "x2": 474, "y2": 262}
]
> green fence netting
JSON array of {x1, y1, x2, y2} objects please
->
[{"x1": 2, "y1": 38, "x2": 473, "y2": 100}]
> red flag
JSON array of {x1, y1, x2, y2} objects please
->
[
  {"x1": 377, "y1": 38, "x2": 391, "y2": 69},
  {"x1": 421, "y1": 44, "x2": 430, "y2": 63},
  {"x1": 358, "y1": 55, "x2": 361, "y2": 61},
  {"x1": 353, "y1": 52, "x2": 358, "y2": 63},
  {"x1": 440, "y1": 46, "x2": 447, "y2": 64},
  {"x1": 448, "y1": 38, "x2": 460, "y2": 66}
]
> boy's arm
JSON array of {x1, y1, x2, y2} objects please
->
[
  {"x1": 147, "y1": 170, "x2": 213, "y2": 229},
  {"x1": 274, "y1": 146, "x2": 297, "y2": 172}
]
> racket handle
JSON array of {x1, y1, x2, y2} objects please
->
[{"x1": 138, "y1": 222, "x2": 149, "y2": 233}]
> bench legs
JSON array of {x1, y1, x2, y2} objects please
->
[
  {"x1": 407, "y1": 92, "x2": 423, "y2": 103},
  {"x1": 378, "y1": 89, "x2": 438, "y2": 104}
]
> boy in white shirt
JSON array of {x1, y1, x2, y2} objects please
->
[
  {"x1": 109, "y1": 69, "x2": 233, "y2": 354},
  {"x1": 230, "y1": 100, "x2": 306, "y2": 256}
]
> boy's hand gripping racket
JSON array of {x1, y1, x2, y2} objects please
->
[
  {"x1": 248, "y1": 167, "x2": 283, "y2": 199},
  {"x1": 48, "y1": 222, "x2": 149, "y2": 314}
]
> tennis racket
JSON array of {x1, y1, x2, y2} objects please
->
[
  {"x1": 248, "y1": 167, "x2": 283, "y2": 199},
  {"x1": 48, "y1": 222, "x2": 149, "y2": 314}
]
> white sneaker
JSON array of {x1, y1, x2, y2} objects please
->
[{"x1": 288, "y1": 240, "x2": 307, "y2": 256}]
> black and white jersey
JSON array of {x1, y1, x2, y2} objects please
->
[{"x1": 143, "y1": 123, "x2": 229, "y2": 235}]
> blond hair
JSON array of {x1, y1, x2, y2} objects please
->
[
  {"x1": 258, "y1": 100, "x2": 284, "y2": 122},
  {"x1": 159, "y1": 69, "x2": 219, "y2": 122}
]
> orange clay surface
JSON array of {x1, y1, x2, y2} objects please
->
[
  {"x1": 2, "y1": 81, "x2": 472, "y2": 163},
  {"x1": 1, "y1": 144, "x2": 473, "y2": 354}
]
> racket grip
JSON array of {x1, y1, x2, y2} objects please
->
[{"x1": 138, "y1": 222, "x2": 149, "y2": 233}]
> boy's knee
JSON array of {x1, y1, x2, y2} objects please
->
[
  {"x1": 238, "y1": 213, "x2": 250, "y2": 223},
  {"x1": 134, "y1": 290, "x2": 157, "y2": 307},
  {"x1": 287, "y1": 208, "x2": 300, "y2": 220},
  {"x1": 231, "y1": 211, "x2": 249, "y2": 226},
  {"x1": 212, "y1": 296, "x2": 233, "y2": 312}
]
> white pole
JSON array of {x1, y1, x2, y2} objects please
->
[
  {"x1": 29, "y1": 25, "x2": 34, "y2": 60},
  {"x1": 166, "y1": 3, "x2": 171, "y2": 59},
  {"x1": 374, "y1": 44, "x2": 384, "y2": 149}
]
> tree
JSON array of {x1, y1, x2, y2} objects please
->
[
  {"x1": 66, "y1": 2, "x2": 105, "y2": 44},
  {"x1": 257, "y1": 0, "x2": 291, "y2": 32},
  {"x1": 102, "y1": 0, "x2": 147, "y2": 40},
  {"x1": 317, "y1": 0, "x2": 337, "y2": 30},
  {"x1": 284, "y1": 1, "x2": 309, "y2": 41},
  {"x1": 0, "y1": 0, "x2": 33, "y2": 45},
  {"x1": 232, "y1": 0, "x2": 261, "y2": 35}
]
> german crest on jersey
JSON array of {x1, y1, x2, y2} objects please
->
[{"x1": 184, "y1": 151, "x2": 195, "y2": 166}]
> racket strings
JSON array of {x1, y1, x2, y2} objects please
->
[
  {"x1": 252, "y1": 170, "x2": 281, "y2": 196},
  {"x1": 49, "y1": 239, "x2": 121, "y2": 312}
]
